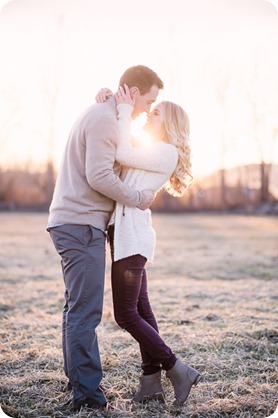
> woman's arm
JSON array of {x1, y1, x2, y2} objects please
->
[
  {"x1": 116, "y1": 87, "x2": 178, "y2": 174},
  {"x1": 94, "y1": 85, "x2": 178, "y2": 175},
  {"x1": 116, "y1": 105, "x2": 178, "y2": 175}
]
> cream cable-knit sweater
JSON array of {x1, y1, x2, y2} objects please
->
[{"x1": 113, "y1": 104, "x2": 178, "y2": 262}]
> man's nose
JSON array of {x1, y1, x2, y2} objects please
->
[{"x1": 145, "y1": 105, "x2": 152, "y2": 113}]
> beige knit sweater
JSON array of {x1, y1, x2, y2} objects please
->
[
  {"x1": 113, "y1": 104, "x2": 178, "y2": 262},
  {"x1": 48, "y1": 98, "x2": 148, "y2": 231}
]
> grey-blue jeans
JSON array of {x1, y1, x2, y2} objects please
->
[{"x1": 49, "y1": 224, "x2": 107, "y2": 404}]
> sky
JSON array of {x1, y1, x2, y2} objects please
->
[{"x1": 0, "y1": 0, "x2": 278, "y2": 177}]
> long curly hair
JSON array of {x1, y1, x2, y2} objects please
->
[{"x1": 161, "y1": 101, "x2": 193, "y2": 197}]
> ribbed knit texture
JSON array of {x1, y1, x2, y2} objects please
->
[{"x1": 113, "y1": 104, "x2": 178, "y2": 262}]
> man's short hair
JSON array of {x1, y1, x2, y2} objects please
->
[{"x1": 119, "y1": 65, "x2": 164, "y2": 95}]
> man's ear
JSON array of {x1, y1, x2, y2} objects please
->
[{"x1": 130, "y1": 87, "x2": 139, "y2": 97}]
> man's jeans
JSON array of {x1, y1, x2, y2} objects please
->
[{"x1": 49, "y1": 224, "x2": 107, "y2": 404}]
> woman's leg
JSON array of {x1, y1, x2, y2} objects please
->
[
  {"x1": 111, "y1": 254, "x2": 176, "y2": 372},
  {"x1": 137, "y1": 268, "x2": 162, "y2": 375}
]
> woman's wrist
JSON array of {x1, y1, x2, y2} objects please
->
[{"x1": 117, "y1": 103, "x2": 134, "y2": 118}]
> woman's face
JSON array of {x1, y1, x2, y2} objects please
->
[{"x1": 144, "y1": 103, "x2": 166, "y2": 140}]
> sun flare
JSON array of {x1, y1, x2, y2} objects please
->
[{"x1": 130, "y1": 115, "x2": 153, "y2": 147}]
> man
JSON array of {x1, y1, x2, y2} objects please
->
[{"x1": 47, "y1": 65, "x2": 164, "y2": 411}]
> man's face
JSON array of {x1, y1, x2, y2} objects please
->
[{"x1": 132, "y1": 85, "x2": 160, "y2": 119}]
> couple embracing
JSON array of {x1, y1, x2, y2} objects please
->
[{"x1": 47, "y1": 65, "x2": 202, "y2": 412}]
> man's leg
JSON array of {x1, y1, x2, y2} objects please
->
[
  {"x1": 61, "y1": 262, "x2": 69, "y2": 380},
  {"x1": 49, "y1": 224, "x2": 107, "y2": 406}
]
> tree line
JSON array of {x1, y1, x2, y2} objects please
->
[{"x1": 0, "y1": 161, "x2": 277, "y2": 214}]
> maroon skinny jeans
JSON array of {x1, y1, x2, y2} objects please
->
[{"x1": 108, "y1": 226, "x2": 177, "y2": 375}]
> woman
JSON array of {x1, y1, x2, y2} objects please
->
[{"x1": 96, "y1": 85, "x2": 202, "y2": 406}]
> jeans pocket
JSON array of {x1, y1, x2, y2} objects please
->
[
  {"x1": 82, "y1": 225, "x2": 93, "y2": 246},
  {"x1": 85, "y1": 226, "x2": 106, "y2": 247}
]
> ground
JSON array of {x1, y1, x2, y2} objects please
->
[{"x1": 0, "y1": 212, "x2": 277, "y2": 418}]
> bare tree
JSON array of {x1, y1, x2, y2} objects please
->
[
  {"x1": 42, "y1": 12, "x2": 66, "y2": 205},
  {"x1": 0, "y1": 94, "x2": 22, "y2": 168},
  {"x1": 216, "y1": 74, "x2": 231, "y2": 208},
  {"x1": 248, "y1": 70, "x2": 278, "y2": 203}
]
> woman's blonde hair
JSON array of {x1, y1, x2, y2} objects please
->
[{"x1": 162, "y1": 101, "x2": 193, "y2": 197}]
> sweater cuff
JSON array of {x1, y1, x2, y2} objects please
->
[{"x1": 117, "y1": 103, "x2": 133, "y2": 119}]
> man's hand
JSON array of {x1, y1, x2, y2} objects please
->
[{"x1": 137, "y1": 189, "x2": 156, "y2": 210}]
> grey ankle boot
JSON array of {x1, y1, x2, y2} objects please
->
[
  {"x1": 132, "y1": 370, "x2": 165, "y2": 403},
  {"x1": 166, "y1": 359, "x2": 202, "y2": 406}
]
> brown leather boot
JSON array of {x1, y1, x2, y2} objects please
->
[
  {"x1": 132, "y1": 370, "x2": 165, "y2": 403},
  {"x1": 166, "y1": 359, "x2": 202, "y2": 406}
]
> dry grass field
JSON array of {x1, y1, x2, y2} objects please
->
[{"x1": 0, "y1": 212, "x2": 277, "y2": 418}]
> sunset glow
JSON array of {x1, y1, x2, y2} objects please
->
[{"x1": 0, "y1": 0, "x2": 277, "y2": 178}]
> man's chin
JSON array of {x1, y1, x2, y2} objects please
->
[{"x1": 131, "y1": 110, "x2": 139, "y2": 119}]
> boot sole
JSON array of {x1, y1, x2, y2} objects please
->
[
  {"x1": 194, "y1": 374, "x2": 203, "y2": 386},
  {"x1": 133, "y1": 392, "x2": 166, "y2": 403},
  {"x1": 172, "y1": 374, "x2": 203, "y2": 406}
]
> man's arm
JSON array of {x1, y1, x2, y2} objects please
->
[{"x1": 84, "y1": 114, "x2": 154, "y2": 209}]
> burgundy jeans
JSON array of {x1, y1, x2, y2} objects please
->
[{"x1": 108, "y1": 226, "x2": 177, "y2": 375}]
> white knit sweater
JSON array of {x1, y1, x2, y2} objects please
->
[{"x1": 113, "y1": 104, "x2": 178, "y2": 262}]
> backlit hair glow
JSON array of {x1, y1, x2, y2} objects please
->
[{"x1": 162, "y1": 101, "x2": 193, "y2": 197}]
